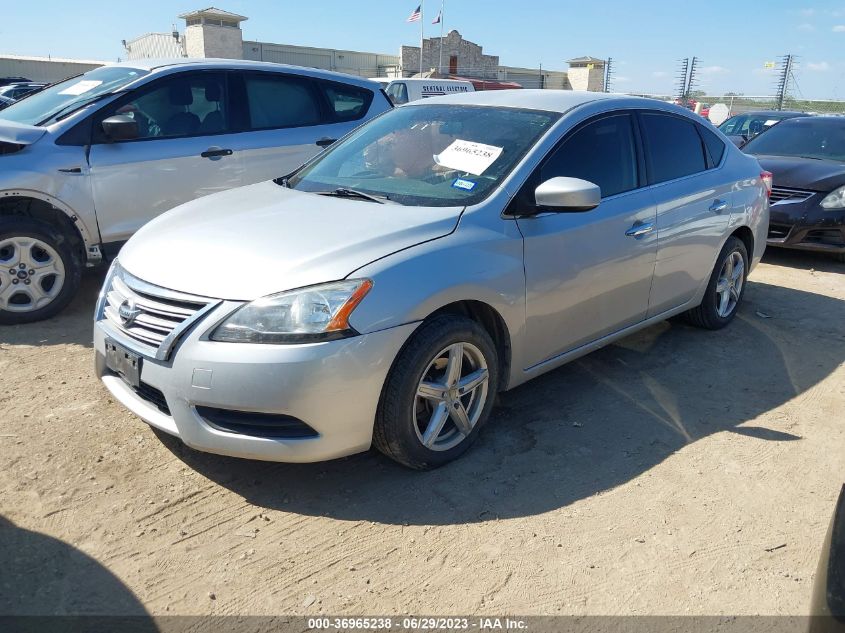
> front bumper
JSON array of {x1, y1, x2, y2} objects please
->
[
  {"x1": 94, "y1": 313, "x2": 418, "y2": 463},
  {"x1": 767, "y1": 194, "x2": 845, "y2": 255}
]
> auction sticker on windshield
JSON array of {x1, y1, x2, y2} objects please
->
[
  {"x1": 58, "y1": 80, "x2": 103, "y2": 96},
  {"x1": 434, "y1": 140, "x2": 503, "y2": 176}
]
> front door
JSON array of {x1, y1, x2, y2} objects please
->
[
  {"x1": 516, "y1": 113, "x2": 657, "y2": 368},
  {"x1": 88, "y1": 71, "x2": 244, "y2": 245}
]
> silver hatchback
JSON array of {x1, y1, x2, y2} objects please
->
[{"x1": 94, "y1": 90, "x2": 770, "y2": 469}]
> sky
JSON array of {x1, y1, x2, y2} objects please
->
[{"x1": 2, "y1": 0, "x2": 845, "y2": 99}]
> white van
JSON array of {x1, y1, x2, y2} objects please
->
[{"x1": 385, "y1": 78, "x2": 474, "y2": 105}]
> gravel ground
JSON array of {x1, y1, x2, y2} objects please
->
[{"x1": 1, "y1": 249, "x2": 843, "y2": 617}]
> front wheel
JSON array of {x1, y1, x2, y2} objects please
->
[
  {"x1": 684, "y1": 236, "x2": 748, "y2": 330},
  {"x1": 0, "y1": 217, "x2": 82, "y2": 325},
  {"x1": 373, "y1": 315, "x2": 499, "y2": 470}
]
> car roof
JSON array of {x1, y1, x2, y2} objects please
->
[
  {"x1": 408, "y1": 89, "x2": 651, "y2": 113},
  {"x1": 391, "y1": 78, "x2": 473, "y2": 83},
  {"x1": 729, "y1": 110, "x2": 806, "y2": 117},
  {"x1": 106, "y1": 58, "x2": 381, "y2": 89}
]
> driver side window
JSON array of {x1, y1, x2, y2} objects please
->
[
  {"x1": 540, "y1": 114, "x2": 639, "y2": 199},
  {"x1": 99, "y1": 73, "x2": 228, "y2": 141}
]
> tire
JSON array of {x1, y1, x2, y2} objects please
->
[
  {"x1": 0, "y1": 216, "x2": 82, "y2": 325},
  {"x1": 834, "y1": 252, "x2": 845, "y2": 264},
  {"x1": 684, "y1": 236, "x2": 748, "y2": 330},
  {"x1": 373, "y1": 314, "x2": 499, "y2": 470}
]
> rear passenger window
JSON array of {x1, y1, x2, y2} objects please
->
[
  {"x1": 319, "y1": 82, "x2": 372, "y2": 122},
  {"x1": 244, "y1": 74, "x2": 321, "y2": 130},
  {"x1": 699, "y1": 125, "x2": 726, "y2": 167},
  {"x1": 641, "y1": 113, "x2": 707, "y2": 183},
  {"x1": 541, "y1": 114, "x2": 638, "y2": 198}
]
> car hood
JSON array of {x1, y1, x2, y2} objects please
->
[
  {"x1": 119, "y1": 181, "x2": 463, "y2": 301},
  {"x1": 755, "y1": 155, "x2": 845, "y2": 192},
  {"x1": 0, "y1": 119, "x2": 46, "y2": 145}
]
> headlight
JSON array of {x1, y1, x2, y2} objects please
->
[
  {"x1": 210, "y1": 279, "x2": 373, "y2": 344},
  {"x1": 821, "y1": 186, "x2": 845, "y2": 210}
]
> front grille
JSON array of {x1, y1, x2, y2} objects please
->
[
  {"x1": 98, "y1": 264, "x2": 219, "y2": 360},
  {"x1": 770, "y1": 186, "x2": 815, "y2": 204},
  {"x1": 196, "y1": 406, "x2": 319, "y2": 439}
]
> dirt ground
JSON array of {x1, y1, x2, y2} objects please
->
[{"x1": 1, "y1": 249, "x2": 843, "y2": 617}]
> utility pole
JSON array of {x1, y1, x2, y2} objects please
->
[
  {"x1": 775, "y1": 54, "x2": 794, "y2": 111},
  {"x1": 676, "y1": 58, "x2": 689, "y2": 101},
  {"x1": 686, "y1": 56, "x2": 699, "y2": 100},
  {"x1": 604, "y1": 57, "x2": 613, "y2": 93}
]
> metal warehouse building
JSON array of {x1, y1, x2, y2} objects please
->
[{"x1": 0, "y1": 54, "x2": 106, "y2": 83}]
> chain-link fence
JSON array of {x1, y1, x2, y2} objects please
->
[{"x1": 625, "y1": 93, "x2": 845, "y2": 118}]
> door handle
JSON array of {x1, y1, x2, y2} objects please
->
[
  {"x1": 200, "y1": 148, "x2": 233, "y2": 159},
  {"x1": 316, "y1": 137, "x2": 337, "y2": 148},
  {"x1": 625, "y1": 222, "x2": 654, "y2": 238},
  {"x1": 58, "y1": 167, "x2": 82, "y2": 174},
  {"x1": 709, "y1": 199, "x2": 729, "y2": 213}
]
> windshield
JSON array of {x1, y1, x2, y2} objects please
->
[
  {"x1": 0, "y1": 66, "x2": 149, "y2": 126},
  {"x1": 287, "y1": 104, "x2": 560, "y2": 207},
  {"x1": 718, "y1": 113, "x2": 788, "y2": 136},
  {"x1": 743, "y1": 117, "x2": 845, "y2": 162}
]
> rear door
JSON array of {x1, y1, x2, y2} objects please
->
[
  {"x1": 88, "y1": 71, "x2": 245, "y2": 245},
  {"x1": 516, "y1": 112, "x2": 658, "y2": 367},
  {"x1": 233, "y1": 71, "x2": 377, "y2": 183},
  {"x1": 638, "y1": 112, "x2": 732, "y2": 316}
]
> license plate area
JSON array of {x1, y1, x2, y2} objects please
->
[{"x1": 105, "y1": 339, "x2": 142, "y2": 388}]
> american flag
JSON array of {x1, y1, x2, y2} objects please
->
[
  {"x1": 406, "y1": 4, "x2": 422, "y2": 22},
  {"x1": 432, "y1": 9, "x2": 442, "y2": 24}
]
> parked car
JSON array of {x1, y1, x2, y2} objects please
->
[
  {"x1": 0, "y1": 76, "x2": 31, "y2": 88},
  {"x1": 809, "y1": 485, "x2": 845, "y2": 632},
  {"x1": 742, "y1": 116, "x2": 845, "y2": 261},
  {"x1": 0, "y1": 95, "x2": 14, "y2": 112},
  {"x1": 718, "y1": 110, "x2": 806, "y2": 147},
  {"x1": 0, "y1": 82, "x2": 47, "y2": 101},
  {"x1": 384, "y1": 78, "x2": 474, "y2": 105},
  {"x1": 0, "y1": 59, "x2": 391, "y2": 324},
  {"x1": 93, "y1": 90, "x2": 769, "y2": 469}
]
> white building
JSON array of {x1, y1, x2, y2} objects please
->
[
  {"x1": 122, "y1": 6, "x2": 584, "y2": 90},
  {"x1": 0, "y1": 54, "x2": 106, "y2": 83}
]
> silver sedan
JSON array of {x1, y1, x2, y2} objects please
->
[{"x1": 94, "y1": 90, "x2": 770, "y2": 469}]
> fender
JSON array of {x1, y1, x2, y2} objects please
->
[{"x1": 0, "y1": 188, "x2": 101, "y2": 263}]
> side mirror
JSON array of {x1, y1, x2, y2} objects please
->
[
  {"x1": 101, "y1": 114, "x2": 139, "y2": 142},
  {"x1": 534, "y1": 177, "x2": 601, "y2": 212}
]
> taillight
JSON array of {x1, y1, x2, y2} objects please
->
[{"x1": 760, "y1": 171, "x2": 773, "y2": 197}]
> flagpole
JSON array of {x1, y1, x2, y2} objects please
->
[
  {"x1": 438, "y1": 0, "x2": 445, "y2": 75},
  {"x1": 419, "y1": 1, "x2": 425, "y2": 75}
]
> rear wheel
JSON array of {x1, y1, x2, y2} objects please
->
[
  {"x1": 373, "y1": 315, "x2": 499, "y2": 470},
  {"x1": 0, "y1": 217, "x2": 81, "y2": 325},
  {"x1": 684, "y1": 236, "x2": 748, "y2": 330}
]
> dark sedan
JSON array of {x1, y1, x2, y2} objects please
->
[
  {"x1": 742, "y1": 116, "x2": 845, "y2": 261},
  {"x1": 809, "y1": 485, "x2": 845, "y2": 632},
  {"x1": 718, "y1": 110, "x2": 807, "y2": 147}
]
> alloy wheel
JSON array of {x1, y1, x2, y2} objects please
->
[
  {"x1": 413, "y1": 341, "x2": 490, "y2": 452},
  {"x1": 715, "y1": 250, "x2": 744, "y2": 318},
  {"x1": 0, "y1": 237, "x2": 66, "y2": 313}
]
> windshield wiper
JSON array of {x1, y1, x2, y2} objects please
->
[
  {"x1": 317, "y1": 188, "x2": 388, "y2": 204},
  {"x1": 41, "y1": 92, "x2": 116, "y2": 125}
]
